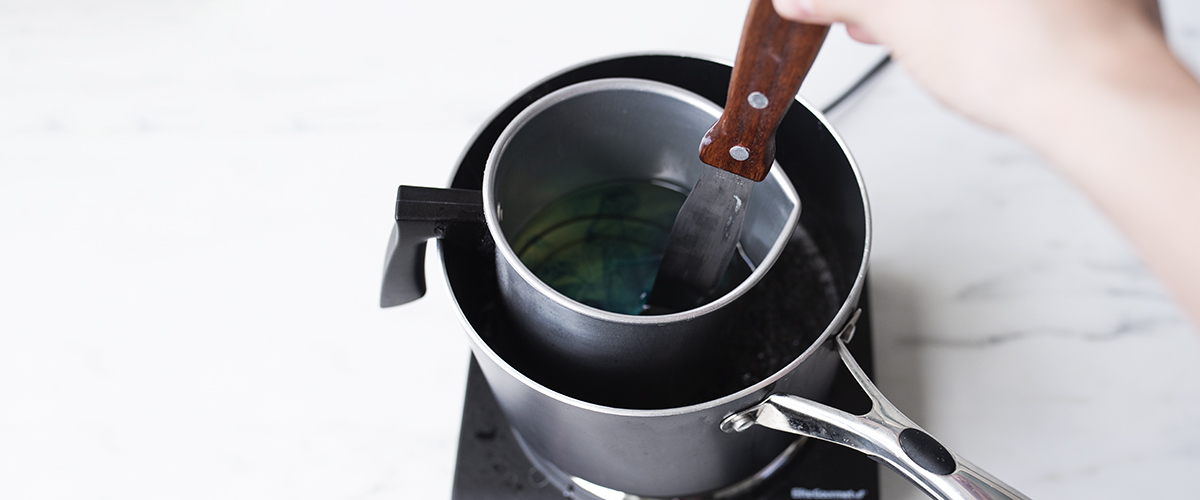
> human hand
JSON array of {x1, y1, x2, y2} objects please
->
[
  {"x1": 771, "y1": 0, "x2": 1170, "y2": 138},
  {"x1": 772, "y1": 0, "x2": 1200, "y2": 327}
]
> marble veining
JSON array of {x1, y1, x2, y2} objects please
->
[{"x1": 835, "y1": 60, "x2": 1200, "y2": 500}]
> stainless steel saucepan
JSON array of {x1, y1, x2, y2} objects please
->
[{"x1": 381, "y1": 54, "x2": 1031, "y2": 500}]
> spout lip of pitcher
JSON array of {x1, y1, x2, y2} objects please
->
[{"x1": 480, "y1": 77, "x2": 802, "y2": 326}]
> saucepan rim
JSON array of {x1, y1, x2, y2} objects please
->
[
  {"x1": 440, "y1": 52, "x2": 872, "y2": 418},
  {"x1": 480, "y1": 76, "x2": 801, "y2": 326}
]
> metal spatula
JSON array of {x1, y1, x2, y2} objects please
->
[{"x1": 645, "y1": 0, "x2": 829, "y2": 311}]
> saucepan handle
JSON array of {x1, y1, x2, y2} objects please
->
[
  {"x1": 721, "y1": 312, "x2": 1032, "y2": 500},
  {"x1": 380, "y1": 185, "x2": 485, "y2": 307}
]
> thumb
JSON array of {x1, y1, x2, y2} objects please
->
[{"x1": 772, "y1": 0, "x2": 859, "y2": 25}]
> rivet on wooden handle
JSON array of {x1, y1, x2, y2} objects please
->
[{"x1": 699, "y1": 0, "x2": 829, "y2": 182}]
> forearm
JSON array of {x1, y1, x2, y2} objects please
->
[{"x1": 1020, "y1": 42, "x2": 1200, "y2": 322}]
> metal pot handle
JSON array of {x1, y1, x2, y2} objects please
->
[
  {"x1": 721, "y1": 311, "x2": 1032, "y2": 500},
  {"x1": 380, "y1": 186, "x2": 485, "y2": 307}
]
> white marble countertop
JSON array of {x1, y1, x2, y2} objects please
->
[{"x1": 2, "y1": 1, "x2": 1198, "y2": 499}]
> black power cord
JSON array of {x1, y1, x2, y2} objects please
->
[{"x1": 820, "y1": 54, "x2": 892, "y2": 114}]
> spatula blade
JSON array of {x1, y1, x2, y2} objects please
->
[
  {"x1": 646, "y1": 167, "x2": 754, "y2": 311},
  {"x1": 644, "y1": 0, "x2": 828, "y2": 312}
]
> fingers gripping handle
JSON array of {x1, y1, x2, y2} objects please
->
[
  {"x1": 380, "y1": 186, "x2": 485, "y2": 307},
  {"x1": 722, "y1": 314, "x2": 1032, "y2": 500},
  {"x1": 699, "y1": 0, "x2": 829, "y2": 182}
]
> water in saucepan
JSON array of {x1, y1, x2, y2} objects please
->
[{"x1": 510, "y1": 180, "x2": 751, "y2": 315}]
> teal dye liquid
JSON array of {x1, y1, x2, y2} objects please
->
[
  {"x1": 511, "y1": 181, "x2": 685, "y2": 315},
  {"x1": 511, "y1": 180, "x2": 750, "y2": 315}
]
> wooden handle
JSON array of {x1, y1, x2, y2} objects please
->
[{"x1": 699, "y1": 0, "x2": 829, "y2": 182}]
